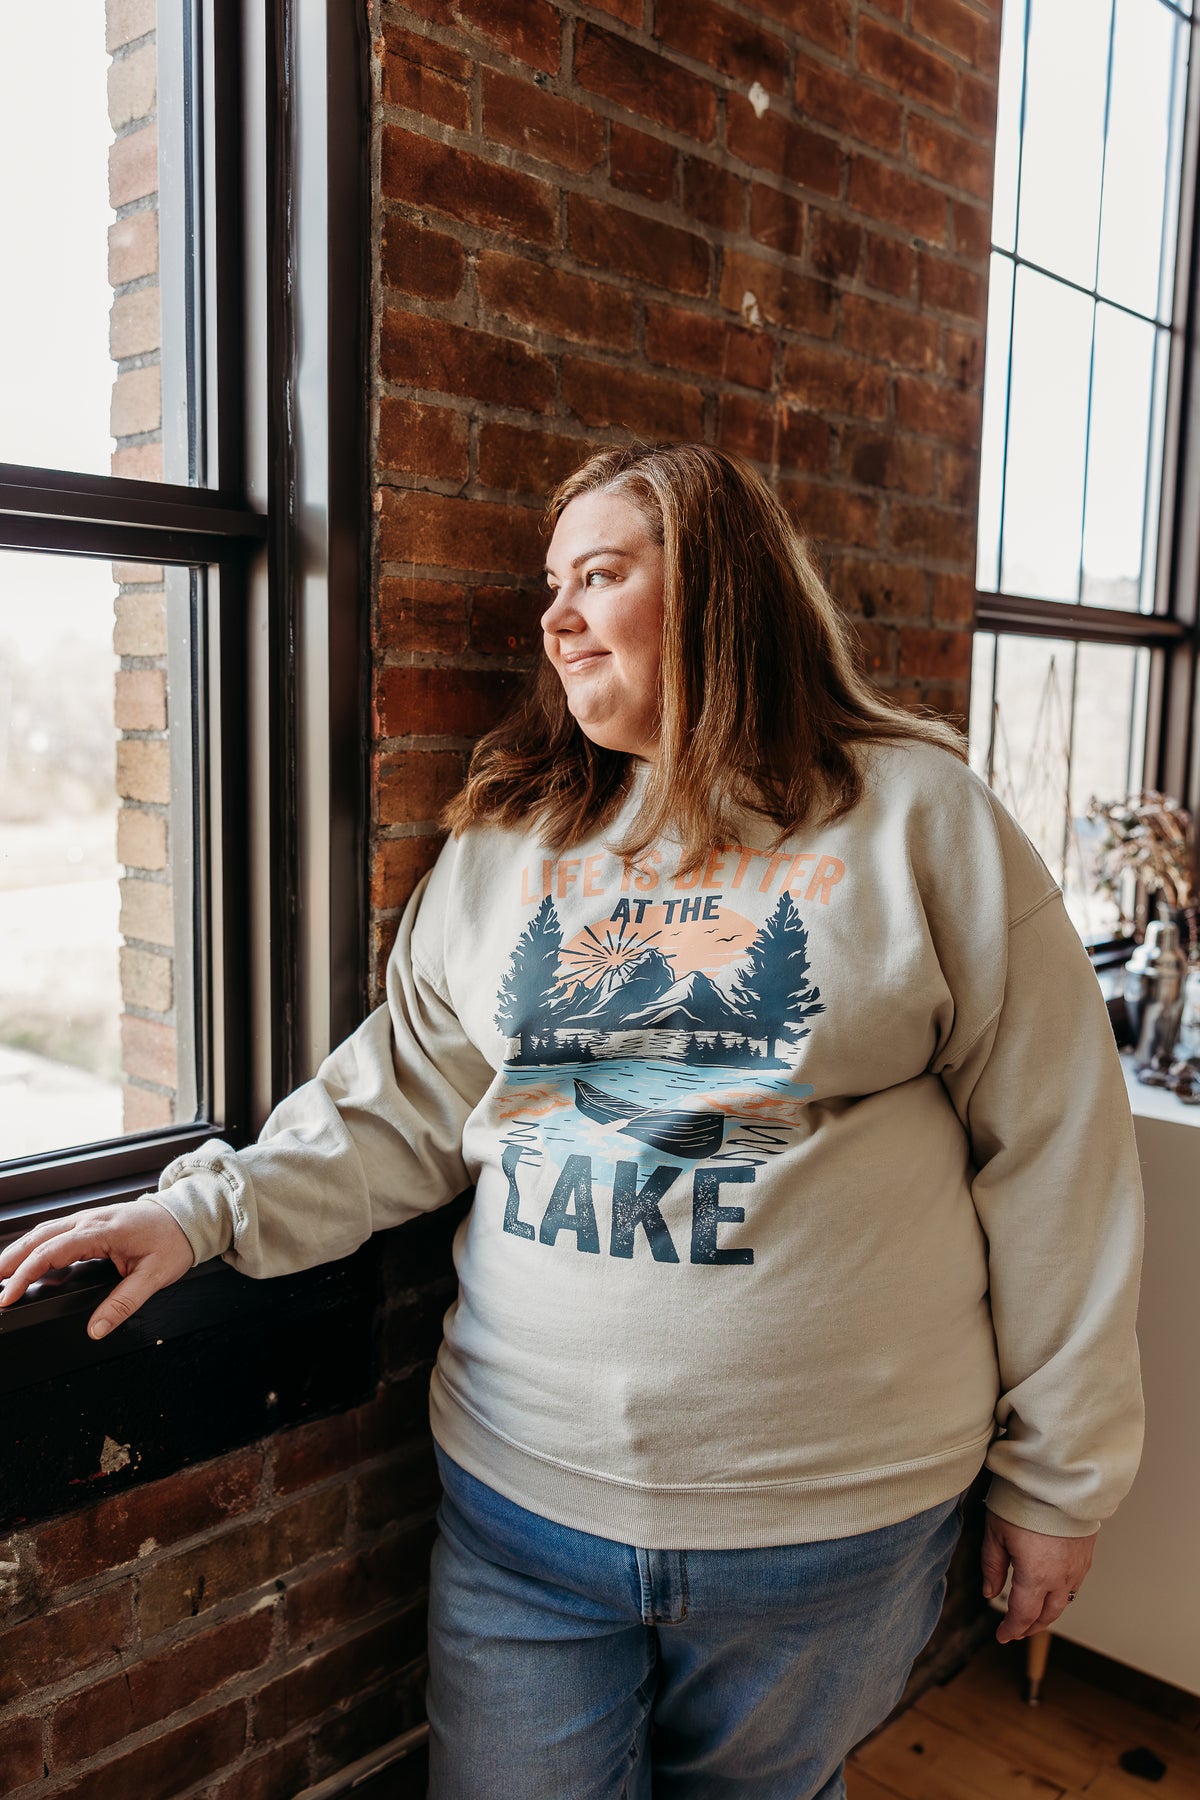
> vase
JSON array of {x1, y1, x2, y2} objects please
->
[
  {"x1": 1178, "y1": 959, "x2": 1200, "y2": 1063},
  {"x1": 1124, "y1": 919, "x2": 1187, "y2": 1072}
]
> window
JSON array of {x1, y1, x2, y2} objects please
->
[
  {"x1": 0, "y1": 1, "x2": 369, "y2": 1241},
  {"x1": 0, "y1": 549, "x2": 208, "y2": 1161},
  {"x1": 972, "y1": 0, "x2": 1199, "y2": 944}
]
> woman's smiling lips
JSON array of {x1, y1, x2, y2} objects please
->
[{"x1": 560, "y1": 650, "x2": 610, "y2": 671}]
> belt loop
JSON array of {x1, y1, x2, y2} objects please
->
[{"x1": 635, "y1": 1544, "x2": 654, "y2": 1624}]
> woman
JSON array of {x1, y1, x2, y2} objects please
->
[{"x1": 0, "y1": 444, "x2": 1143, "y2": 1799}]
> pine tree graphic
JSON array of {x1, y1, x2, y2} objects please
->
[
  {"x1": 731, "y1": 893, "x2": 824, "y2": 1063},
  {"x1": 494, "y1": 896, "x2": 566, "y2": 1063}
]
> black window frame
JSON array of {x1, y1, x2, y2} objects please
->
[
  {"x1": 975, "y1": 0, "x2": 1200, "y2": 955},
  {"x1": 0, "y1": 0, "x2": 371, "y2": 1311}
]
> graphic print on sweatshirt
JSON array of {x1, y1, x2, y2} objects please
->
[{"x1": 491, "y1": 844, "x2": 844, "y2": 1264}]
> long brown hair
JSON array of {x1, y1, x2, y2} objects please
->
[{"x1": 442, "y1": 442, "x2": 966, "y2": 869}]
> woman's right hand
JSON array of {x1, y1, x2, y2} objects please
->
[{"x1": 0, "y1": 1199, "x2": 195, "y2": 1340}]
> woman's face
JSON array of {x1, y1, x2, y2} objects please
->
[{"x1": 541, "y1": 489, "x2": 665, "y2": 761}]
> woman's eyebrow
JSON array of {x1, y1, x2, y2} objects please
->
[{"x1": 543, "y1": 544, "x2": 632, "y2": 573}]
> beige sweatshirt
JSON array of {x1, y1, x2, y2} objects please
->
[{"x1": 154, "y1": 741, "x2": 1144, "y2": 1549}]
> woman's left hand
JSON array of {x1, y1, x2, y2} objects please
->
[{"x1": 981, "y1": 1511, "x2": 1097, "y2": 1641}]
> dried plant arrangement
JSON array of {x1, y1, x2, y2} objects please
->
[{"x1": 1086, "y1": 790, "x2": 1198, "y2": 957}]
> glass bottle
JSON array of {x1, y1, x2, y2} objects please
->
[{"x1": 1124, "y1": 918, "x2": 1187, "y2": 1073}]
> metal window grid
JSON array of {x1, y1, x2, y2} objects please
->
[
  {"x1": 0, "y1": 0, "x2": 370, "y2": 1230},
  {"x1": 976, "y1": 0, "x2": 1200, "y2": 871}
]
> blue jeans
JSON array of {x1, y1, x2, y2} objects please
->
[{"x1": 427, "y1": 1449, "x2": 965, "y2": 1800}]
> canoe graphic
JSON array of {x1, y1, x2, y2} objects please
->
[{"x1": 573, "y1": 1077, "x2": 725, "y2": 1160}]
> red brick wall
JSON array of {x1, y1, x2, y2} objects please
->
[
  {"x1": 369, "y1": 0, "x2": 1000, "y2": 986},
  {"x1": 0, "y1": 1218, "x2": 457, "y2": 1798},
  {"x1": 0, "y1": 4, "x2": 1001, "y2": 1795},
  {"x1": 107, "y1": 0, "x2": 182, "y2": 1133}
]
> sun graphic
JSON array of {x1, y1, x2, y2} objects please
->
[{"x1": 558, "y1": 916, "x2": 663, "y2": 991}]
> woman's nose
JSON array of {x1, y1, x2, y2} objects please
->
[{"x1": 540, "y1": 584, "x2": 579, "y2": 633}]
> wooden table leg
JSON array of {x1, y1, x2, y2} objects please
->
[{"x1": 1025, "y1": 1630, "x2": 1052, "y2": 1706}]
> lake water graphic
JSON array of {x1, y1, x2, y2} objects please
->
[{"x1": 497, "y1": 1056, "x2": 815, "y2": 1178}]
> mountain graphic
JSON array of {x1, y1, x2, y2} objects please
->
[
  {"x1": 620, "y1": 968, "x2": 746, "y2": 1032},
  {"x1": 559, "y1": 948, "x2": 676, "y2": 1027}
]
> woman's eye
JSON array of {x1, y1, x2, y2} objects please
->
[{"x1": 586, "y1": 569, "x2": 613, "y2": 585}]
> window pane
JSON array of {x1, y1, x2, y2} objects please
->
[
  {"x1": 1071, "y1": 641, "x2": 1151, "y2": 937},
  {"x1": 0, "y1": 2, "x2": 197, "y2": 482},
  {"x1": 1097, "y1": 0, "x2": 1183, "y2": 318},
  {"x1": 0, "y1": 551, "x2": 205, "y2": 1162},
  {"x1": 968, "y1": 631, "x2": 998, "y2": 774},
  {"x1": 1081, "y1": 306, "x2": 1156, "y2": 610},
  {"x1": 968, "y1": 631, "x2": 1151, "y2": 940},
  {"x1": 976, "y1": 254, "x2": 1015, "y2": 593},
  {"x1": 982, "y1": 634, "x2": 1076, "y2": 877},
  {"x1": 991, "y1": 0, "x2": 1028, "y2": 254},
  {"x1": 1000, "y1": 268, "x2": 1093, "y2": 601},
  {"x1": 1140, "y1": 324, "x2": 1171, "y2": 612},
  {"x1": 1157, "y1": 12, "x2": 1191, "y2": 320},
  {"x1": 1016, "y1": 0, "x2": 1111, "y2": 289}
]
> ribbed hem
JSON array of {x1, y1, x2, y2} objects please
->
[{"x1": 429, "y1": 1369, "x2": 993, "y2": 1551}]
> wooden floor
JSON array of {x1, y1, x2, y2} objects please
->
[{"x1": 847, "y1": 1638, "x2": 1200, "y2": 1800}]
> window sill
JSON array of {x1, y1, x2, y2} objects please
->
[
  {"x1": 0, "y1": 1239, "x2": 385, "y2": 1530},
  {"x1": 0, "y1": 1124, "x2": 217, "y2": 1218}
]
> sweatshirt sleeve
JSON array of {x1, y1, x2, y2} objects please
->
[
  {"x1": 937, "y1": 887, "x2": 1145, "y2": 1537},
  {"x1": 152, "y1": 864, "x2": 495, "y2": 1279}
]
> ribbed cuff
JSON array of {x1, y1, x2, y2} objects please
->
[
  {"x1": 153, "y1": 1138, "x2": 245, "y2": 1266},
  {"x1": 986, "y1": 1475, "x2": 1101, "y2": 1538}
]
